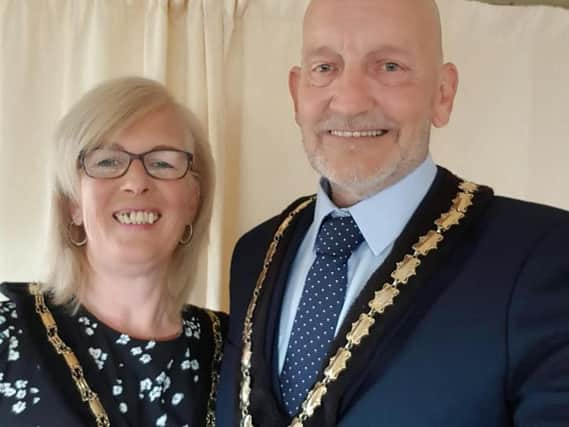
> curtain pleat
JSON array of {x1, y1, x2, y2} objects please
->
[{"x1": 143, "y1": 0, "x2": 169, "y2": 81}]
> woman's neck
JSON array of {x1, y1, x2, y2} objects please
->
[{"x1": 80, "y1": 268, "x2": 182, "y2": 340}]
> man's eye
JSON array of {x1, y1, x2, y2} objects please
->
[
  {"x1": 383, "y1": 62, "x2": 400, "y2": 72},
  {"x1": 313, "y1": 63, "x2": 334, "y2": 73},
  {"x1": 308, "y1": 63, "x2": 337, "y2": 87}
]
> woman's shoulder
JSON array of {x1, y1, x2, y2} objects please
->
[
  {"x1": 0, "y1": 282, "x2": 32, "y2": 303},
  {"x1": 181, "y1": 304, "x2": 228, "y2": 343},
  {"x1": 0, "y1": 282, "x2": 34, "y2": 324},
  {"x1": 0, "y1": 282, "x2": 37, "y2": 326},
  {"x1": 0, "y1": 283, "x2": 33, "y2": 360},
  {"x1": 183, "y1": 304, "x2": 227, "y2": 325}
]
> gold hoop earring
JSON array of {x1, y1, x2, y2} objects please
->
[
  {"x1": 67, "y1": 222, "x2": 87, "y2": 247},
  {"x1": 179, "y1": 224, "x2": 193, "y2": 245}
]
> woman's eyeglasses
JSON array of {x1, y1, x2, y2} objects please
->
[{"x1": 79, "y1": 147, "x2": 195, "y2": 180}]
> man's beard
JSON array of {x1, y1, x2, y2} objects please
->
[
  {"x1": 306, "y1": 140, "x2": 401, "y2": 201},
  {"x1": 300, "y1": 116, "x2": 432, "y2": 202}
]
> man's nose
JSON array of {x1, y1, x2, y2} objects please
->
[
  {"x1": 120, "y1": 159, "x2": 150, "y2": 194},
  {"x1": 329, "y1": 67, "x2": 374, "y2": 117}
]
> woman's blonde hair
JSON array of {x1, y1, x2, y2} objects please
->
[{"x1": 43, "y1": 76, "x2": 214, "y2": 313}]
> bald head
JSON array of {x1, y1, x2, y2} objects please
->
[{"x1": 303, "y1": 0, "x2": 444, "y2": 65}]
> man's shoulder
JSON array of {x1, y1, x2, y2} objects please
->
[
  {"x1": 438, "y1": 166, "x2": 569, "y2": 224},
  {"x1": 488, "y1": 195, "x2": 569, "y2": 228},
  {"x1": 470, "y1": 193, "x2": 569, "y2": 254},
  {"x1": 438, "y1": 165, "x2": 569, "y2": 232}
]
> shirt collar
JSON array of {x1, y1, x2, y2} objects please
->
[{"x1": 312, "y1": 156, "x2": 437, "y2": 256}]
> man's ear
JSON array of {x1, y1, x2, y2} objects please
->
[
  {"x1": 432, "y1": 62, "x2": 459, "y2": 128},
  {"x1": 289, "y1": 66, "x2": 302, "y2": 114}
]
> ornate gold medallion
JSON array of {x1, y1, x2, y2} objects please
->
[
  {"x1": 347, "y1": 314, "x2": 376, "y2": 346},
  {"x1": 324, "y1": 348, "x2": 352, "y2": 380},
  {"x1": 412, "y1": 230, "x2": 443, "y2": 256},
  {"x1": 452, "y1": 193, "x2": 473, "y2": 213},
  {"x1": 435, "y1": 209, "x2": 464, "y2": 231},
  {"x1": 239, "y1": 182, "x2": 479, "y2": 427},
  {"x1": 391, "y1": 255, "x2": 421, "y2": 284},
  {"x1": 369, "y1": 284, "x2": 400, "y2": 313},
  {"x1": 302, "y1": 382, "x2": 328, "y2": 416}
]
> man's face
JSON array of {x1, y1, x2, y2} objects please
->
[{"x1": 290, "y1": 0, "x2": 457, "y2": 206}]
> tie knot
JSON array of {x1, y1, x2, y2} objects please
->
[{"x1": 315, "y1": 214, "x2": 364, "y2": 257}]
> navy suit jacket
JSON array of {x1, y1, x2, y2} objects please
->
[{"x1": 217, "y1": 167, "x2": 569, "y2": 426}]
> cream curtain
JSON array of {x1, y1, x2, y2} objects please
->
[{"x1": 1, "y1": 0, "x2": 569, "y2": 310}]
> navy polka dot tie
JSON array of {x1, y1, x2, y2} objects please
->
[{"x1": 280, "y1": 214, "x2": 364, "y2": 415}]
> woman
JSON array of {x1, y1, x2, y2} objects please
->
[{"x1": 0, "y1": 77, "x2": 226, "y2": 426}]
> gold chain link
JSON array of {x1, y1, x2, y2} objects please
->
[
  {"x1": 29, "y1": 282, "x2": 111, "y2": 427},
  {"x1": 205, "y1": 310, "x2": 224, "y2": 427}
]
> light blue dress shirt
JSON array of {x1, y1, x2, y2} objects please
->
[{"x1": 278, "y1": 156, "x2": 438, "y2": 373}]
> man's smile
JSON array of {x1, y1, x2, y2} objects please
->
[{"x1": 327, "y1": 129, "x2": 389, "y2": 138}]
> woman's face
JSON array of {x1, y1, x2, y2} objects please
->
[{"x1": 71, "y1": 108, "x2": 200, "y2": 277}]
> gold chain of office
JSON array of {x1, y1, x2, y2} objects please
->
[
  {"x1": 239, "y1": 181, "x2": 479, "y2": 427},
  {"x1": 29, "y1": 282, "x2": 223, "y2": 427}
]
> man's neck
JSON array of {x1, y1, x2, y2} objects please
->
[{"x1": 327, "y1": 160, "x2": 430, "y2": 208}]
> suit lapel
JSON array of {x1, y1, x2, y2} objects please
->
[{"x1": 249, "y1": 197, "x2": 316, "y2": 426}]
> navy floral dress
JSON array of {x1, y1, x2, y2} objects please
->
[{"x1": 0, "y1": 283, "x2": 227, "y2": 427}]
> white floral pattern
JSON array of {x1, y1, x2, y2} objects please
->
[
  {"x1": 116, "y1": 334, "x2": 130, "y2": 345},
  {"x1": 88, "y1": 347, "x2": 108, "y2": 370},
  {"x1": 171, "y1": 393, "x2": 184, "y2": 406},
  {"x1": 183, "y1": 317, "x2": 202, "y2": 340},
  {"x1": 0, "y1": 309, "x2": 41, "y2": 417},
  {"x1": 78, "y1": 315, "x2": 98, "y2": 336},
  {"x1": 156, "y1": 413, "x2": 168, "y2": 426}
]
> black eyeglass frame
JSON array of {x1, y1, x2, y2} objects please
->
[{"x1": 78, "y1": 147, "x2": 196, "y2": 180}]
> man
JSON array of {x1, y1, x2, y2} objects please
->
[{"x1": 216, "y1": 0, "x2": 569, "y2": 426}]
